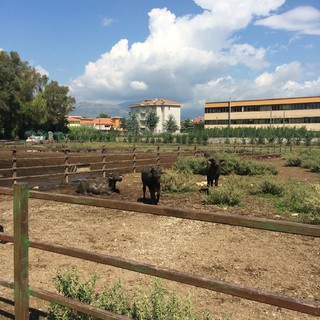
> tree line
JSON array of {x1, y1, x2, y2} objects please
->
[{"x1": 0, "y1": 51, "x2": 76, "y2": 139}]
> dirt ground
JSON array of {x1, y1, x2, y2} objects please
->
[{"x1": 1, "y1": 157, "x2": 320, "y2": 320}]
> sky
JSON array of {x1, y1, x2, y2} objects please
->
[{"x1": 1, "y1": 0, "x2": 320, "y2": 118}]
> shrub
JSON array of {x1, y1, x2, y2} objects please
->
[
  {"x1": 47, "y1": 268, "x2": 98, "y2": 320},
  {"x1": 204, "y1": 177, "x2": 243, "y2": 206},
  {"x1": 219, "y1": 154, "x2": 277, "y2": 176},
  {"x1": 161, "y1": 169, "x2": 198, "y2": 193},
  {"x1": 236, "y1": 160, "x2": 278, "y2": 176},
  {"x1": 285, "y1": 156, "x2": 302, "y2": 167},
  {"x1": 280, "y1": 182, "x2": 320, "y2": 224},
  {"x1": 173, "y1": 157, "x2": 207, "y2": 175},
  {"x1": 256, "y1": 179, "x2": 284, "y2": 196},
  {"x1": 47, "y1": 269, "x2": 213, "y2": 320}
]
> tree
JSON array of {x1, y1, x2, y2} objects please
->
[
  {"x1": 99, "y1": 113, "x2": 110, "y2": 118},
  {"x1": 43, "y1": 81, "x2": 76, "y2": 132},
  {"x1": 145, "y1": 110, "x2": 159, "y2": 133},
  {"x1": 120, "y1": 117, "x2": 127, "y2": 131},
  {"x1": 164, "y1": 114, "x2": 179, "y2": 133},
  {"x1": 181, "y1": 118, "x2": 195, "y2": 132},
  {"x1": 126, "y1": 113, "x2": 140, "y2": 135},
  {"x1": 0, "y1": 50, "x2": 75, "y2": 139}
]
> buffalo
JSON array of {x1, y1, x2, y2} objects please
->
[
  {"x1": 141, "y1": 165, "x2": 164, "y2": 205},
  {"x1": 0, "y1": 225, "x2": 6, "y2": 244},
  {"x1": 203, "y1": 150, "x2": 214, "y2": 158},
  {"x1": 206, "y1": 158, "x2": 225, "y2": 188},
  {"x1": 77, "y1": 172, "x2": 122, "y2": 195}
]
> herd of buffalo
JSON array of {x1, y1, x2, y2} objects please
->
[{"x1": 76, "y1": 151, "x2": 224, "y2": 205}]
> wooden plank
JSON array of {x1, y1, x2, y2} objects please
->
[
  {"x1": 29, "y1": 191, "x2": 320, "y2": 237},
  {"x1": 29, "y1": 238, "x2": 320, "y2": 316},
  {"x1": 13, "y1": 183, "x2": 29, "y2": 320},
  {"x1": 29, "y1": 286, "x2": 133, "y2": 320},
  {"x1": 0, "y1": 278, "x2": 14, "y2": 289}
]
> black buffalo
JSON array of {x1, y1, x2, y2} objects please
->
[
  {"x1": 0, "y1": 225, "x2": 7, "y2": 244},
  {"x1": 203, "y1": 150, "x2": 214, "y2": 158},
  {"x1": 77, "y1": 172, "x2": 122, "y2": 195},
  {"x1": 206, "y1": 158, "x2": 225, "y2": 188},
  {"x1": 141, "y1": 165, "x2": 164, "y2": 205}
]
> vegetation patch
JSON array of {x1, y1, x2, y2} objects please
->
[
  {"x1": 279, "y1": 182, "x2": 320, "y2": 224},
  {"x1": 47, "y1": 268, "x2": 214, "y2": 320},
  {"x1": 253, "y1": 178, "x2": 284, "y2": 196},
  {"x1": 284, "y1": 150, "x2": 320, "y2": 173},
  {"x1": 204, "y1": 176, "x2": 243, "y2": 207},
  {"x1": 161, "y1": 169, "x2": 199, "y2": 193}
]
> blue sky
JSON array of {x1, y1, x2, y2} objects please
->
[{"x1": 1, "y1": 0, "x2": 320, "y2": 118}]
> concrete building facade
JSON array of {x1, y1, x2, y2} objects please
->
[
  {"x1": 204, "y1": 96, "x2": 320, "y2": 131},
  {"x1": 129, "y1": 98, "x2": 181, "y2": 133}
]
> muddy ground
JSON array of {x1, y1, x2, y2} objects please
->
[{"x1": 1, "y1": 157, "x2": 320, "y2": 320}]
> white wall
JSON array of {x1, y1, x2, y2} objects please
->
[{"x1": 131, "y1": 104, "x2": 181, "y2": 133}]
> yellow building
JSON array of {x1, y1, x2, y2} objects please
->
[{"x1": 204, "y1": 96, "x2": 320, "y2": 131}]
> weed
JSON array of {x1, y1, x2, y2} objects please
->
[
  {"x1": 257, "y1": 179, "x2": 284, "y2": 196},
  {"x1": 204, "y1": 176, "x2": 243, "y2": 206},
  {"x1": 161, "y1": 169, "x2": 198, "y2": 193},
  {"x1": 47, "y1": 269, "x2": 214, "y2": 320}
]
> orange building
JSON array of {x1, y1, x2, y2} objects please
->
[{"x1": 67, "y1": 116, "x2": 122, "y2": 131}]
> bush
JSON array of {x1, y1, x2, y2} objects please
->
[
  {"x1": 173, "y1": 157, "x2": 207, "y2": 175},
  {"x1": 204, "y1": 177, "x2": 243, "y2": 206},
  {"x1": 236, "y1": 160, "x2": 277, "y2": 176},
  {"x1": 256, "y1": 179, "x2": 284, "y2": 196},
  {"x1": 47, "y1": 269, "x2": 213, "y2": 320},
  {"x1": 161, "y1": 169, "x2": 198, "y2": 193},
  {"x1": 280, "y1": 182, "x2": 320, "y2": 224},
  {"x1": 285, "y1": 156, "x2": 302, "y2": 167},
  {"x1": 218, "y1": 154, "x2": 277, "y2": 176}
]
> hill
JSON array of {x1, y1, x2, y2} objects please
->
[{"x1": 70, "y1": 101, "x2": 131, "y2": 118}]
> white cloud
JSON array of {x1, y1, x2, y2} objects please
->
[
  {"x1": 69, "y1": 0, "x2": 320, "y2": 117},
  {"x1": 130, "y1": 80, "x2": 148, "y2": 90},
  {"x1": 102, "y1": 17, "x2": 113, "y2": 27},
  {"x1": 256, "y1": 6, "x2": 320, "y2": 35},
  {"x1": 189, "y1": 60, "x2": 319, "y2": 115},
  {"x1": 35, "y1": 65, "x2": 49, "y2": 77}
]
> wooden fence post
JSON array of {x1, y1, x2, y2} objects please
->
[
  {"x1": 133, "y1": 146, "x2": 136, "y2": 173},
  {"x1": 12, "y1": 149, "x2": 17, "y2": 184},
  {"x1": 102, "y1": 147, "x2": 106, "y2": 178},
  {"x1": 13, "y1": 183, "x2": 29, "y2": 320},
  {"x1": 64, "y1": 149, "x2": 69, "y2": 184},
  {"x1": 193, "y1": 146, "x2": 197, "y2": 157},
  {"x1": 177, "y1": 145, "x2": 181, "y2": 158}
]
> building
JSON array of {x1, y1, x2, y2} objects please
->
[
  {"x1": 67, "y1": 116, "x2": 122, "y2": 131},
  {"x1": 192, "y1": 116, "x2": 204, "y2": 125},
  {"x1": 129, "y1": 98, "x2": 182, "y2": 133},
  {"x1": 204, "y1": 96, "x2": 320, "y2": 131}
]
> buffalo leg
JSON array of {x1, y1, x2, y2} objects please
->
[{"x1": 142, "y1": 184, "x2": 146, "y2": 199}]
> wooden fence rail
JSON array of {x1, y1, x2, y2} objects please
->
[
  {"x1": 0, "y1": 184, "x2": 319, "y2": 319},
  {"x1": 0, "y1": 146, "x2": 196, "y2": 185},
  {"x1": 0, "y1": 143, "x2": 287, "y2": 186}
]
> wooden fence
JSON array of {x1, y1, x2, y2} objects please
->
[
  {"x1": 0, "y1": 146, "x2": 196, "y2": 186},
  {"x1": 0, "y1": 144, "x2": 288, "y2": 186},
  {"x1": 0, "y1": 184, "x2": 319, "y2": 319}
]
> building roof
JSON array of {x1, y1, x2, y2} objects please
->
[
  {"x1": 67, "y1": 116, "x2": 82, "y2": 122},
  {"x1": 192, "y1": 116, "x2": 204, "y2": 124},
  {"x1": 129, "y1": 98, "x2": 182, "y2": 108},
  {"x1": 92, "y1": 118, "x2": 113, "y2": 126},
  {"x1": 205, "y1": 96, "x2": 320, "y2": 108}
]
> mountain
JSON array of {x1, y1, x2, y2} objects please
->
[{"x1": 70, "y1": 101, "x2": 131, "y2": 118}]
